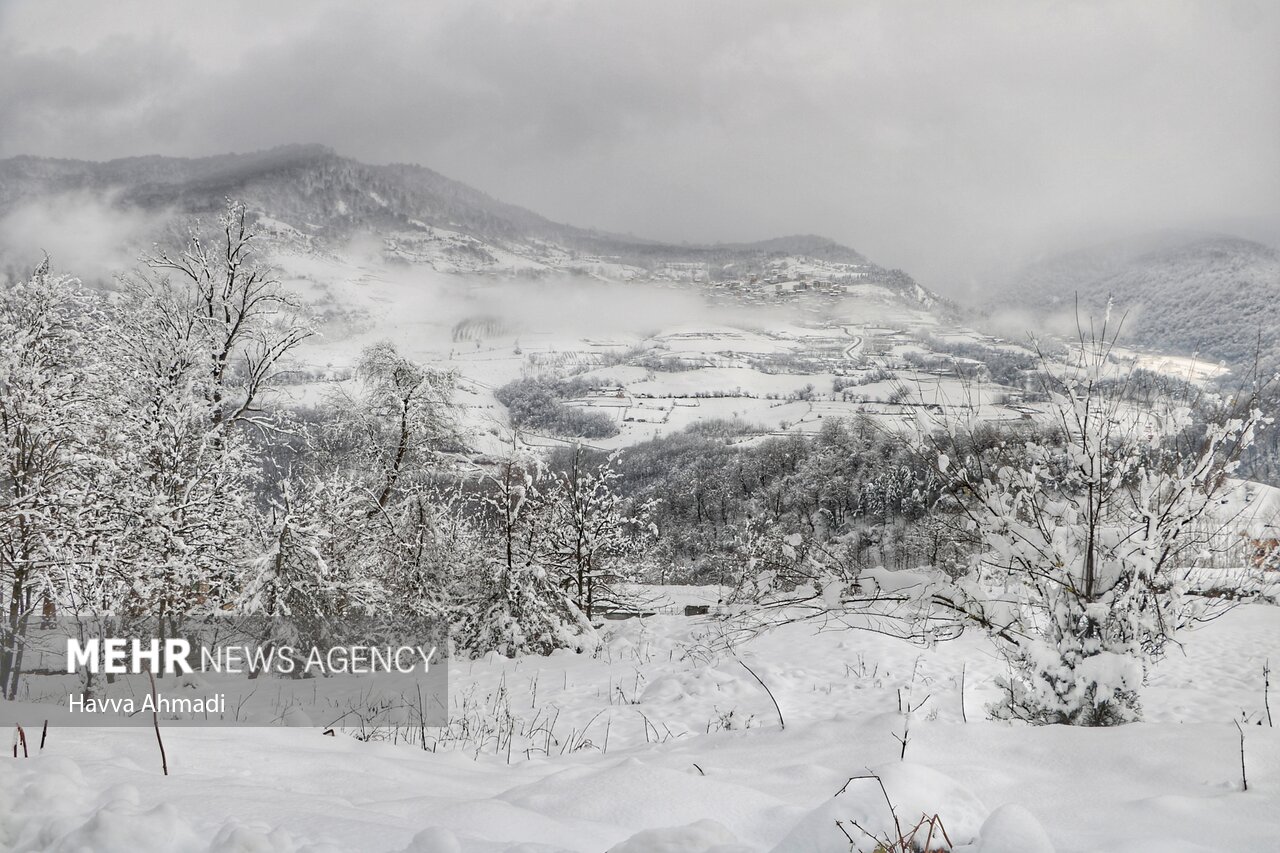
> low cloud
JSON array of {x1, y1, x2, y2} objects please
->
[{"x1": 0, "y1": 193, "x2": 170, "y2": 284}]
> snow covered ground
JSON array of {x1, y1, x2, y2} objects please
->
[{"x1": 4, "y1": 598, "x2": 1278, "y2": 853}]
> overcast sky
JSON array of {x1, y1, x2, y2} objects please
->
[{"x1": 2, "y1": 0, "x2": 1277, "y2": 292}]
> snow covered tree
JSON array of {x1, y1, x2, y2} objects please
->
[
  {"x1": 238, "y1": 478, "x2": 377, "y2": 657},
  {"x1": 105, "y1": 319, "x2": 261, "y2": 641},
  {"x1": 107, "y1": 199, "x2": 312, "y2": 640},
  {"x1": 341, "y1": 341, "x2": 457, "y2": 514},
  {"x1": 301, "y1": 342, "x2": 460, "y2": 634},
  {"x1": 933, "y1": 319, "x2": 1269, "y2": 725},
  {"x1": 134, "y1": 198, "x2": 312, "y2": 432},
  {"x1": 0, "y1": 262, "x2": 100, "y2": 698},
  {"x1": 544, "y1": 447, "x2": 655, "y2": 620},
  {"x1": 372, "y1": 487, "x2": 482, "y2": 631},
  {"x1": 454, "y1": 449, "x2": 596, "y2": 658}
]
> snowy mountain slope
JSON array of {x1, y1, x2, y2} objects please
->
[{"x1": 0, "y1": 145, "x2": 943, "y2": 311}]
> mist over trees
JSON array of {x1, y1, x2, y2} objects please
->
[
  {"x1": 996, "y1": 233, "x2": 1280, "y2": 368},
  {"x1": 0, "y1": 202, "x2": 1272, "y2": 727}
]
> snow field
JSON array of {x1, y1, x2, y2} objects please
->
[{"x1": 4, "y1": 602, "x2": 1279, "y2": 852}]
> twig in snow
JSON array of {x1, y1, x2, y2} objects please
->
[
  {"x1": 832, "y1": 773, "x2": 952, "y2": 853},
  {"x1": 738, "y1": 659, "x2": 785, "y2": 730},
  {"x1": 1264, "y1": 659, "x2": 1272, "y2": 728},
  {"x1": 1233, "y1": 719, "x2": 1247, "y2": 792},
  {"x1": 147, "y1": 671, "x2": 168, "y2": 776},
  {"x1": 894, "y1": 713, "x2": 910, "y2": 761}
]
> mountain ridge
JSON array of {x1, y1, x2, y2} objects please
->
[{"x1": 0, "y1": 144, "x2": 877, "y2": 270}]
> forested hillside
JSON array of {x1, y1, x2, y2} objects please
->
[{"x1": 999, "y1": 231, "x2": 1280, "y2": 366}]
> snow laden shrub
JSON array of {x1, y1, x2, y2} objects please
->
[
  {"x1": 728, "y1": 520, "x2": 960, "y2": 650},
  {"x1": 371, "y1": 488, "x2": 484, "y2": 630},
  {"x1": 457, "y1": 557, "x2": 596, "y2": 659},
  {"x1": 454, "y1": 451, "x2": 597, "y2": 658},
  {"x1": 736, "y1": 524, "x2": 846, "y2": 606},
  {"x1": 934, "y1": 323, "x2": 1269, "y2": 726}
]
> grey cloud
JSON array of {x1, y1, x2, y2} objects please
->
[
  {"x1": 1, "y1": 0, "x2": 1277, "y2": 293},
  {"x1": 0, "y1": 192, "x2": 172, "y2": 280}
]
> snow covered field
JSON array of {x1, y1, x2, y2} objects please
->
[
  {"x1": 261, "y1": 246, "x2": 1047, "y2": 458},
  {"x1": 4, "y1": 599, "x2": 1278, "y2": 853}
]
